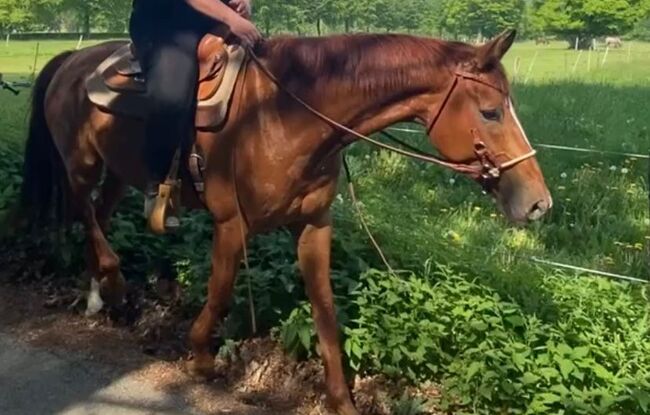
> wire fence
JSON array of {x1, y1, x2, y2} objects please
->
[
  {"x1": 357, "y1": 126, "x2": 650, "y2": 284},
  {"x1": 388, "y1": 127, "x2": 650, "y2": 159}
]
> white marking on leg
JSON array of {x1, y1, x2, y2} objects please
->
[{"x1": 85, "y1": 278, "x2": 104, "y2": 316}]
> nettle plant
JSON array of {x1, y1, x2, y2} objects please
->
[{"x1": 281, "y1": 261, "x2": 650, "y2": 415}]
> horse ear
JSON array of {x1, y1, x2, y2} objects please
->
[{"x1": 476, "y1": 29, "x2": 517, "y2": 71}]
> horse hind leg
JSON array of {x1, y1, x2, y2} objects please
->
[{"x1": 66, "y1": 143, "x2": 126, "y2": 315}]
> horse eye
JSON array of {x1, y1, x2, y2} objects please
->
[{"x1": 480, "y1": 109, "x2": 502, "y2": 122}]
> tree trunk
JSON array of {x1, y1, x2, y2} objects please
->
[
  {"x1": 82, "y1": 4, "x2": 91, "y2": 36},
  {"x1": 316, "y1": 18, "x2": 321, "y2": 36},
  {"x1": 566, "y1": 35, "x2": 593, "y2": 50}
]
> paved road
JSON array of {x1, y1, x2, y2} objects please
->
[{"x1": 0, "y1": 333, "x2": 198, "y2": 415}]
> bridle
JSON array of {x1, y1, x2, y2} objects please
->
[
  {"x1": 423, "y1": 69, "x2": 537, "y2": 182},
  {"x1": 247, "y1": 51, "x2": 537, "y2": 183}
]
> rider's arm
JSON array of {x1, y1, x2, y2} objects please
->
[
  {"x1": 228, "y1": 0, "x2": 252, "y2": 18},
  {"x1": 184, "y1": 0, "x2": 261, "y2": 46},
  {"x1": 184, "y1": 0, "x2": 241, "y2": 25}
]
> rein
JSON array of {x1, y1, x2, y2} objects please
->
[{"x1": 247, "y1": 50, "x2": 537, "y2": 182}]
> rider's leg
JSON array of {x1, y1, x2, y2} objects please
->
[{"x1": 140, "y1": 29, "x2": 202, "y2": 230}]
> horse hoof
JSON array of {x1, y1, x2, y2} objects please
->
[
  {"x1": 334, "y1": 403, "x2": 360, "y2": 415},
  {"x1": 99, "y1": 274, "x2": 127, "y2": 307},
  {"x1": 187, "y1": 357, "x2": 217, "y2": 381}
]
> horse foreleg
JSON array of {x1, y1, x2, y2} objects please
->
[
  {"x1": 295, "y1": 212, "x2": 359, "y2": 415},
  {"x1": 188, "y1": 219, "x2": 244, "y2": 379}
]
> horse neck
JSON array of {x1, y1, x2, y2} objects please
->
[{"x1": 270, "y1": 51, "x2": 444, "y2": 151}]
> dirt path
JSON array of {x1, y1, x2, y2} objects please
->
[
  {"x1": 0, "y1": 283, "x2": 296, "y2": 415},
  {"x1": 0, "y1": 332, "x2": 200, "y2": 415}
]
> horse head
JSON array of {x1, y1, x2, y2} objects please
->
[{"x1": 417, "y1": 30, "x2": 552, "y2": 224}]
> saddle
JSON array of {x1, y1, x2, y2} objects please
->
[{"x1": 86, "y1": 34, "x2": 247, "y2": 130}]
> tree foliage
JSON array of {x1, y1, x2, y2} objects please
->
[
  {"x1": 0, "y1": 0, "x2": 648, "y2": 41},
  {"x1": 532, "y1": 0, "x2": 650, "y2": 43}
]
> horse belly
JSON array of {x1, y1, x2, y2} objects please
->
[{"x1": 242, "y1": 162, "x2": 339, "y2": 230}]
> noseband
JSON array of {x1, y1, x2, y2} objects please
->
[{"x1": 248, "y1": 51, "x2": 537, "y2": 183}]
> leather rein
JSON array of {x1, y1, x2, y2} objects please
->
[{"x1": 247, "y1": 50, "x2": 537, "y2": 183}]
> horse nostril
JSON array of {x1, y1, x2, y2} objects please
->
[{"x1": 527, "y1": 199, "x2": 549, "y2": 221}]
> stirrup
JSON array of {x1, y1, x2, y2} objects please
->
[{"x1": 148, "y1": 179, "x2": 182, "y2": 235}]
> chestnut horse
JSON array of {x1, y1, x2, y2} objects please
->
[{"x1": 20, "y1": 30, "x2": 551, "y2": 414}]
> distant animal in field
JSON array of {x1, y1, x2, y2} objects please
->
[
  {"x1": 605, "y1": 36, "x2": 622, "y2": 48},
  {"x1": 535, "y1": 37, "x2": 550, "y2": 45}
]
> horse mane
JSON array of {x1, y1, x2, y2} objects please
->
[{"x1": 256, "y1": 34, "x2": 504, "y2": 98}]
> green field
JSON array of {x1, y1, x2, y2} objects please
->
[{"x1": 1, "y1": 39, "x2": 649, "y2": 414}]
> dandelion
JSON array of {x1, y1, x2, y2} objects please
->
[
  {"x1": 449, "y1": 178, "x2": 456, "y2": 185},
  {"x1": 621, "y1": 168, "x2": 629, "y2": 174},
  {"x1": 609, "y1": 165, "x2": 617, "y2": 171},
  {"x1": 560, "y1": 172, "x2": 567, "y2": 179}
]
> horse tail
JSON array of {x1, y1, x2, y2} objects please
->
[{"x1": 19, "y1": 50, "x2": 76, "y2": 228}]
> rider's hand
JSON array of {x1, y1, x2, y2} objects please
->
[
  {"x1": 228, "y1": 15, "x2": 262, "y2": 48},
  {"x1": 228, "y1": 0, "x2": 251, "y2": 19}
]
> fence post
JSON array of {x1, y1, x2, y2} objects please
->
[
  {"x1": 601, "y1": 47, "x2": 609, "y2": 67},
  {"x1": 627, "y1": 43, "x2": 631, "y2": 63},
  {"x1": 575, "y1": 36, "x2": 579, "y2": 50},
  {"x1": 513, "y1": 56, "x2": 521, "y2": 82},
  {"x1": 30, "y1": 42, "x2": 40, "y2": 81},
  {"x1": 524, "y1": 51, "x2": 538, "y2": 84},
  {"x1": 571, "y1": 50, "x2": 583, "y2": 74}
]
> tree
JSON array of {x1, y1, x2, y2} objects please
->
[
  {"x1": 439, "y1": 0, "x2": 526, "y2": 39},
  {"x1": 0, "y1": 0, "x2": 35, "y2": 34},
  {"x1": 533, "y1": 0, "x2": 648, "y2": 48}
]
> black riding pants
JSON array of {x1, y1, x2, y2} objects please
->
[{"x1": 129, "y1": 4, "x2": 211, "y2": 181}]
